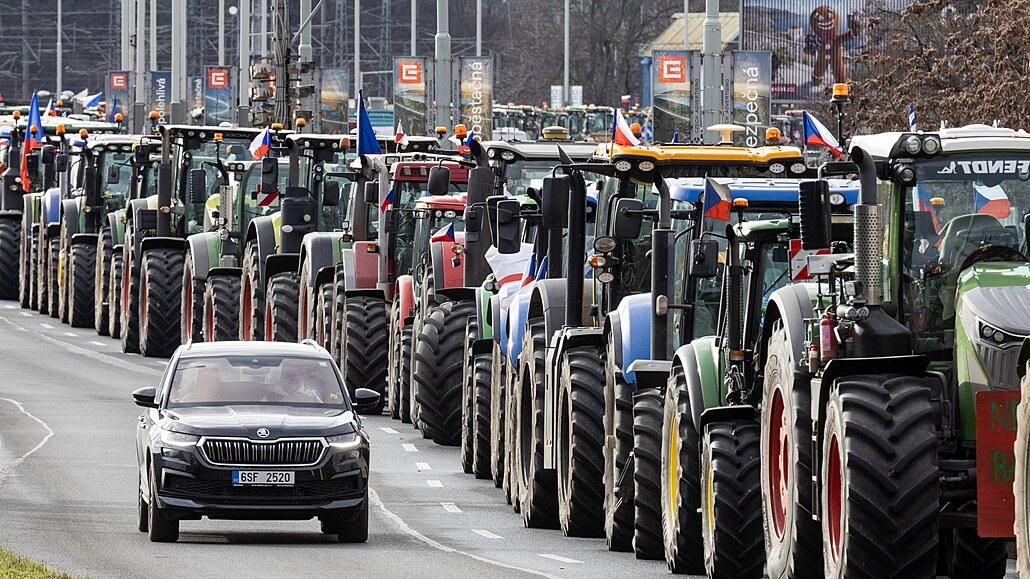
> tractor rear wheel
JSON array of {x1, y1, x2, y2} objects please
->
[
  {"x1": 387, "y1": 303, "x2": 402, "y2": 419},
  {"x1": 604, "y1": 337, "x2": 635, "y2": 552},
  {"x1": 660, "y1": 364, "x2": 702, "y2": 570},
  {"x1": 701, "y1": 420, "x2": 764, "y2": 579},
  {"x1": 204, "y1": 275, "x2": 241, "y2": 342},
  {"x1": 504, "y1": 355, "x2": 518, "y2": 509},
  {"x1": 139, "y1": 248, "x2": 185, "y2": 358},
  {"x1": 108, "y1": 250, "x2": 123, "y2": 339},
  {"x1": 40, "y1": 236, "x2": 58, "y2": 316},
  {"x1": 180, "y1": 254, "x2": 204, "y2": 343},
  {"x1": 68, "y1": 243, "x2": 97, "y2": 328},
  {"x1": 460, "y1": 317, "x2": 480, "y2": 473},
  {"x1": 342, "y1": 294, "x2": 389, "y2": 413},
  {"x1": 761, "y1": 320, "x2": 821, "y2": 579},
  {"x1": 1016, "y1": 369, "x2": 1030, "y2": 579},
  {"x1": 821, "y1": 374, "x2": 938, "y2": 578},
  {"x1": 556, "y1": 345, "x2": 606, "y2": 538},
  {"x1": 397, "y1": 324, "x2": 413, "y2": 423},
  {"x1": 470, "y1": 333, "x2": 492, "y2": 479},
  {"x1": 633, "y1": 387, "x2": 664, "y2": 560},
  {"x1": 314, "y1": 284, "x2": 333, "y2": 350},
  {"x1": 514, "y1": 317, "x2": 558, "y2": 528},
  {"x1": 489, "y1": 341, "x2": 507, "y2": 489},
  {"x1": 943, "y1": 528, "x2": 1007, "y2": 579},
  {"x1": 94, "y1": 232, "x2": 113, "y2": 335},
  {"x1": 120, "y1": 247, "x2": 140, "y2": 354},
  {"x1": 0, "y1": 217, "x2": 19, "y2": 300},
  {"x1": 23, "y1": 229, "x2": 38, "y2": 310},
  {"x1": 264, "y1": 273, "x2": 299, "y2": 342},
  {"x1": 46, "y1": 236, "x2": 60, "y2": 317},
  {"x1": 239, "y1": 243, "x2": 264, "y2": 341},
  {"x1": 413, "y1": 299, "x2": 476, "y2": 444}
]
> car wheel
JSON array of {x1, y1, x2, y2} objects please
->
[
  {"x1": 147, "y1": 474, "x2": 179, "y2": 543},
  {"x1": 137, "y1": 474, "x2": 148, "y2": 533},
  {"x1": 336, "y1": 492, "x2": 369, "y2": 543},
  {"x1": 319, "y1": 519, "x2": 336, "y2": 535}
]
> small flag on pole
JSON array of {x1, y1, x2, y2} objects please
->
[
  {"x1": 380, "y1": 185, "x2": 395, "y2": 213},
  {"x1": 249, "y1": 127, "x2": 271, "y2": 159},
  {"x1": 802, "y1": 111, "x2": 843, "y2": 158},
  {"x1": 395, "y1": 120, "x2": 409, "y2": 148},
  {"x1": 908, "y1": 104, "x2": 917, "y2": 132},
  {"x1": 430, "y1": 223, "x2": 456, "y2": 243},
  {"x1": 702, "y1": 177, "x2": 732, "y2": 221}
]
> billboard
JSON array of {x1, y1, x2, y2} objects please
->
[
  {"x1": 320, "y1": 67, "x2": 350, "y2": 134},
  {"x1": 731, "y1": 52, "x2": 773, "y2": 146},
  {"x1": 189, "y1": 77, "x2": 205, "y2": 124},
  {"x1": 205, "y1": 67, "x2": 233, "y2": 125},
  {"x1": 392, "y1": 57, "x2": 426, "y2": 137},
  {"x1": 458, "y1": 57, "x2": 492, "y2": 141},
  {"x1": 650, "y1": 51, "x2": 692, "y2": 143},
  {"x1": 107, "y1": 71, "x2": 131, "y2": 120},
  {"x1": 742, "y1": 1, "x2": 908, "y2": 101},
  {"x1": 149, "y1": 71, "x2": 171, "y2": 125}
]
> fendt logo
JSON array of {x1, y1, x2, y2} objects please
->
[
  {"x1": 110, "y1": 73, "x2": 128, "y2": 90},
  {"x1": 397, "y1": 60, "x2": 423, "y2": 84},
  {"x1": 208, "y1": 69, "x2": 228, "y2": 89},
  {"x1": 657, "y1": 55, "x2": 687, "y2": 83}
]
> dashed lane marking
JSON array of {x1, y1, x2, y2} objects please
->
[
  {"x1": 415, "y1": 462, "x2": 431, "y2": 470},
  {"x1": 537, "y1": 554, "x2": 582, "y2": 564},
  {"x1": 472, "y1": 530, "x2": 503, "y2": 539},
  {"x1": 63, "y1": 332, "x2": 76, "y2": 337},
  {"x1": 441, "y1": 502, "x2": 462, "y2": 513},
  {"x1": 89, "y1": 341, "x2": 105, "y2": 346},
  {"x1": 379, "y1": 427, "x2": 399, "y2": 434},
  {"x1": 40, "y1": 323, "x2": 53, "y2": 329},
  {"x1": 426, "y1": 480, "x2": 442, "y2": 488},
  {"x1": 19, "y1": 312, "x2": 31, "y2": 317},
  {"x1": 402, "y1": 443, "x2": 418, "y2": 452}
]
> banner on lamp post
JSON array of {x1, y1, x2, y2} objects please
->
[
  {"x1": 148, "y1": 71, "x2": 171, "y2": 125},
  {"x1": 320, "y1": 67, "x2": 350, "y2": 134},
  {"x1": 731, "y1": 51, "x2": 773, "y2": 147},
  {"x1": 204, "y1": 67, "x2": 234, "y2": 126},
  {"x1": 650, "y1": 51, "x2": 692, "y2": 144},
  {"x1": 458, "y1": 57, "x2": 492, "y2": 141},
  {"x1": 107, "y1": 71, "x2": 132, "y2": 120},
  {"x1": 392, "y1": 57, "x2": 427, "y2": 137}
]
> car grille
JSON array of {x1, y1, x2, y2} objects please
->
[
  {"x1": 164, "y1": 476, "x2": 359, "y2": 499},
  {"x1": 200, "y1": 438, "x2": 326, "y2": 467}
]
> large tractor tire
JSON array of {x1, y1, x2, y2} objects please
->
[
  {"x1": 514, "y1": 317, "x2": 558, "y2": 528},
  {"x1": 942, "y1": 528, "x2": 1007, "y2": 579},
  {"x1": 94, "y1": 232, "x2": 114, "y2": 335},
  {"x1": 604, "y1": 337, "x2": 635, "y2": 552},
  {"x1": 264, "y1": 273, "x2": 300, "y2": 342},
  {"x1": 0, "y1": 217, "x2": 19, "y2": 300},
  {"x1": 203, "y1": 275, "x2": 241, "y2": 342},
  {"x1": 139, "y1": 248, "x2": 185, "y2": 358},
  {"x1": 22, "y1": 229, "x2": 38, "y2": 310},
  {"x1": 397, "y1": 324, "x2": 413, "y2": 424},
  {"x1": 108, "y1": 250, "x2": 123, "y2": 339},
  {"x1": 701, "y1": 420, "x2": 764, "y2": 579},
  {"x1": 469, "y1": 332, "x2": 493, "y2": 479},
  {"x1": 67, "y1": 243, "x2": 97, "y2": 328},
  {"x1": 120, "y1": 247, "x2": 141, "y2": 354},
  {"x1": 39, "y1": 236, "x2": 58, "y2": 316},
  {"x1": 387, "y1": 304, "x2": 403, "y2": 420},
  {"x1": 342, "y1": 294, "x2": 389, "y2": 413},
  {"x1": 46, "y1": 236, "x2": 60, "y2": 317},
  {"x1": 57, "y1": 224, "x2": 72, "y2": 323},
  {"x1": 460, "y1": 317, "x2": 480, "y2": 473},
  {"x1": 1016, "y1": 370, "x2": 1030, "y2": 579},
  {"x1": 240, "y1": 243, "x2": 264, "y2": 341},
  {"x1": 413, "y1": 299, "x2": 476, "y2": 444},
  {"x1": 504, "y1": 354, "x2": 519, "y2": 509},
  {"x1": 821, "y1": 374, "x2": 938, "y2": 578},
  {"x1": 180, "y1": 254, "x2": 205, "y2": 343},
  {"x1": 313, "y1": 284, "x2": 333, "y2": 351},
  {"x1": 761, "y1": 320, "x2": 821, "y2": 579},
  {"x1": 330, "y1": 270, "x2": 347, "y2": 364},
  {"x1": 660, "y1": 364, "x2": 702, "y2": 570},
  {"x1": 556, "y1": 345, "x2": 606, "y2": 538},
  {"x1": 489, "y1": 341, "x2": 507, "y2": 489},
  {"x1": 633, "y1": 388, "x2": 664, "y2": 560}
]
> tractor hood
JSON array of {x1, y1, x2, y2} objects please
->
[{"x1": 958, "y1": 263, "x2": 1030, "y2": 336}]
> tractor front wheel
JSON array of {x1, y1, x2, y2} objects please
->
[
  {"x1": 204, "y1": 275, "x2": 241, "y2": 342},
  {"x1": 139, "y1": 248, "x2": 185, "y2": 357},
  {"x1": 556, "y1": 345, "x2": 605, "y2": 538},
  {"x1": 264, "y1": 273, "x2": 300, "y2": 342},
  {"x1": 67, "y1": 243, "x2": 97, "y2": 328}
]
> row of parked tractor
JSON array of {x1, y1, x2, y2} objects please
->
[{"x1": 5, "y1": 90, "x2": 1030, "y2": 577}]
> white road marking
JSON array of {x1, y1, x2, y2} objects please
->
[
  {"x1": 0, "y1": 316, "x2": 160, "y2": 376},
  {"x1": 426, "y1": 480, "x2": 442, "y2": 488},
  {"x1": 415, "y1": 462, "x2": 431, "y2": 470},
  {"x1": 40, "y1": 323, "x2": 53, "y2": 329},
  {"x1": 0, "y1": 398, "x2": 55, "y2": 485},
  {"x1": 63, "y1": 332, "x2": 76, "y2": 337},
  {"x1": 367, "y1": 489, "x2": 559, "y2": 578},
  {"x1": 89, "y1": 341, "x2": 105, "y2": 346},
  {"x1": 379, "y1": 427, "x2": 399, "y2": 434},
  {"x1": 402, "y1": 443, "x2": 418, "y2": 452},
  {"x1": 472, "y1": 529, "x2": 503, "y2": 539},
  {"x1": 537, "y1": 554, "x2": 582, "y2": 564},
  {"x1": 19, "y1": 312, "x2": 31, "y2": 317},
  {"x1": 441, "y1": 502, "x2": 461, "y2": 513},
  {"x1": 4, "y1": 304, "x2": 14, "y2": 309}
]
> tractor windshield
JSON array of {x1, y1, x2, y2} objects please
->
[
  {"x1": 97, "y1": 151, "x2": 133, "y2": 215},
  {"x1": 180, "y1": 137, "x2": 253, "y2": 235},
  {"x1": 894, "y1": 153, "x2": 1030, "y2": 354},
  {"x1": 502, "y1": 160, "x2": 558, "y2": 197}
]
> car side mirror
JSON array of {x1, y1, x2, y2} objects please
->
[
  {"x1": 40, "y1": 144, "x2": 55, "y2": 166},
  {"x1": 383, "y1": 208, "x2": 399, "y2": 233},
  {"x1": 352, "y1": 387, "x2": 381, "y2": 414},
  {"x1": 323, "y1": 180, "x2": 341, "y2": 207},
  {"x1": 428, "y1": 166, "x2": 451, "y2": 196},
  {"x1": 540, "y1": 175, "x2": 570, "y2": 229},
  {"x1": 363, "y1": 181, "x2": 377, "y2": 205},
  {"x1": 132, "y1": 386, "x2": 159, "y2": 408},
  {"x1": 495, "y1": 198, "x2": 521, "y2": 254},
  {"x1": 55, "y1": 152, "x2": 68, "y2": 173},
  {"x1": 689, "y1": 238, "x2": 720, "y2": 278},
  {"x1": 799, "y1": 179, "x2": 832, "y2": 250},
  {"x1": 107, "y1": 163, "x2": 122, "y2": 185},
  {"x1": 190, "y1": 168, "x2": 206, "y2": 204},
  {"x1": 613, "y1": 197, "x2": 644, "y2": 240},
  {"x1": 261, "y1": 156, "x2": 279, "y2": 197}
]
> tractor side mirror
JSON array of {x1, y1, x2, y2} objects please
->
[
  {"x1": 134, "y1": 144, "x2": 149, "y2": 165},
  {"x1": 772, "y1": 245, "x2": 789, "y2": 263},
  {"x1": 190, "y1": 168, "x2": 207, "y2": 204},
  {"x1": 260, "y1": 156, "x2": 279, "y2": 198},
  {"x1": 322, "y1": 180, "x2": 341, "y2": 207},
  {"x1": 55, "y1": 153, "x2": 68, "y2": 173},
  {"x1": 363, "y1": 181, "x2": 377, "y2": 205},
  {"x1": 486, "y1": 195, "x2": 503, "y2": 246},
  {"x1": 465, "y1": 205, "x2": 484, "y2": 235},
  {"x1": 467, "y1": 166, "x2": 493, "y2": 205},
  {"x1": 540, "y1": 175, "x2": 570, "y2": 229},
  {"x1": 107, "y1": 164, "x2": 122, "y2": 185},
  {"x1": 799, "y1": 179, "x2": 832, "y2": 250},
  {"x1": 689, "y1": 239, "x2": 720, "y2": 278},
  {"x1": 428, "y1": 166, "x2": 451, "y2": 196},
  {"x1": 83, "y1": 166, "x2": 98, "y2": 199},
  {"x1": 26, "y1": 152, "x2": 39, "y2": 173},
  {"x1": 40, "y1": 144, "x2": 55, "y2": 166},
  {"x1": 383, "y1": 208, "x2": 399, "y2": 233},
  {"x1": 495, "y1": 198, "x2": 522, "y2": 254},
  {"x1": 613, "y1": 197, "x2": 644, "y2": 240}
]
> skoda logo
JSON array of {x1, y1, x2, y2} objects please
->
[{"x1": 256, "y1": 428, "x2": 270, "y2": 439}]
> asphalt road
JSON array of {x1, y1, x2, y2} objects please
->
[{"x1": 0, "y1": 300, "x2": 685, "y2": 579}]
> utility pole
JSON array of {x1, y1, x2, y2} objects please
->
[
  {"x1": 411, "y1": 0, "x2": 416, "y2": 54},
  {"x1": 435, "y1": 0, "x2": 451, "y2": 128},
  {"x1": 354, "y1": 0, "x2": 361, "y2": 100},
  {"x1": 171, "y1": 0, "x2": 186, "y2": 123},
  {"x1": 121, "y1": 0, "x2": 132, "y2": 70},
  {"x1": 150, "y1": 0, "x2": 156, "y2": 71},
  {"x1": 56, "y1": 0, "x2": 63, "y2": 97},
  {"x1": 299, "y1": 0, "x2": 312, "y2": 61},
  {"x1": 683, "y1": 0, "x2": 688, "y2": 49},
  {"x1": 563, "y1": 0, "x2": 569, "y2": 107},
  {"x1": 218, "y1": 0, "x2": 226, "y2": 65},
  {"x1": 273, "y1": 0, "x2": 291, "y2": 125},
  {"x1": 134, "y1": 0, "x2": 147, "y2": 130},
  {"x1": 239, "y1": 0, "x2": 251, "y2": 126},
  {"x1": 261, "y1": 0, "x2": 268, "y2": 57},
  {"x1": 701, "y1": 0, "x2": 722, "y2": 141},
  {"x1": 476, "y1": 0, "x2": 481, "y2": 56}
]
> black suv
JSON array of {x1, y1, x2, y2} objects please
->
[{"x1": 133, "y1": 340, "x2": 379, "y2": 543}]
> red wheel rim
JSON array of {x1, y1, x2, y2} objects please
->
[
  {"x1": 206, "y1": 297, "x2": 214, "y2": 341},
  {"x1": 241, "y1": 279, "x2": 251, "y2": 340},
  {"x1": 300, "y1": 292, "x2": 308, "y2": 340},
  {"x1": 265, "y1": 302, "x2": 273, "y2": 341},
  {"x1": 768, "y1": 385, "x2": 788, "y2": 538},
  {"x1": 828, "y1": 433, "x2": 844, "y2": 563}
]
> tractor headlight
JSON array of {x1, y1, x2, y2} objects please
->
[
  {"x1": 829, "y1": 193, "x2": 846, "y2": 206},
  {"x1": 614, "y1": 160, "x2": 632, "y2": 172},
  {"x1": 903, "y1": 135, "x2": 921, "y2": 155},
  {"x1": 637, "y1": 160, "x2": 655, "y2": 173},
  {"x1": 921, "y1": 136, "x2": 941, "y2": 155},
  {"x1": 500, "y1": 150, "x2": 516, "y2": 162},
  {"x1": 978, "y1": 320, "x2": 1023, "y2": 348},
  {"x1": 768, "y1": 162, "x2": 785, "y2": 174},
  {"x1": 789, "y1": 162, "x2": 807, "y2": 174}
]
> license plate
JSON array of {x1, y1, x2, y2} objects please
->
[{"x1": 232, "y1": 470, "x2": 295, "y2": 486}]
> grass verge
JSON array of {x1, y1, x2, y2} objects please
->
[{"x1": 0, "y1": 548, "x2": 75, "y2": 579}]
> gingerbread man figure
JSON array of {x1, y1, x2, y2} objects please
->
[{"x1": 805, "y1": 5, "x2": 862, "y2": 87}]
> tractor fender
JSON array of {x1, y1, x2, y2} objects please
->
[
  {"x1": 70, "y1": 233, "x2": 99, "y2": 247},
  {"x1": 699, "y1": 405, "x2": 759, "y2": 432},
  {"x1": 552, "y1": 326, "x2": 604, "y2": 381},
  {"x1": 394, "y1": 275, "x2": 415, "y2": 328},
  {"x1": 207, "y1": 266, "x2": 242, "y2": 279},
  {"x1": 46, "y1": 221, "x2": 61, "y2": 240},
  {"x1": 430, "y1": 241, "x2": 464, "y2": 290},
  {"x1": 506, "y1": 286, "x2": 535, "y2": 366},
  {"x1": 351, "y1": 241, "x2": 379, "y2": 289},
  {"x1": 474, "y1": 285, "x2": 494, "y2": 341},
  {"x1": 107, "y1": 211, "x2": 126, "y2": 245},
  {"x1": 185, "y1": 232, "x2": 219, "y2": 282},
  {"x1": 264, "y1": 253, "x2": 300, "y2": 283},
  {"x1": 300, "y1": 232, "x2": 340, "y2": 291},
  {"x1": 245, "y1": 215, "x2": 278, "y2": 289},
  {"x1": 671, "y1": 340, "x2": 717, "y2": 435},
  {"x1": 42, "y1": 187, "x2": 61, "y2": 226},
  {"x1": 314, "y1": 265, "x2": 336, "y2": 292},
  {"x1": 528, "y1": 279, "x2": 569, "y2": 347},
  {"x1": 608, "y1": 292, "x2": 653, "y2": 384},
  {"x1": 140, "y1": 236, "x2": 187, "y2": 255},
  {"x1": 435, "y1": 287, "x2": 476, "y2": 303},
  {"x1": 760, "y1": 284, "x2": 817, "y2": 376},
  {"x1": 60, "y1": 199, "x2": 80, "y2": 245}
]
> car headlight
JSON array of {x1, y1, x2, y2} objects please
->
[
  {"x1": 160, "y1": 430, "x2": 200, "y2": 447},
  {"x1": 327, "y1": 432, "x2": 362, "y2": 450}
]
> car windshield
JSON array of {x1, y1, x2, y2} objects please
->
[{"x1": 167, "y1": 356, "x2": 348, "y2": 408}]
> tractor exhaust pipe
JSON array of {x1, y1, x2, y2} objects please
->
[{"x1": 851, "y1": 146, "x2": 881, "y2": 307}]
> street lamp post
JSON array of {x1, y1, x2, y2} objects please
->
[
  {"x1": 434, "y1": 0, "x2": 451, "y2": 128},
  {"x1": 563, "y1": 0, "x2": 569, "y2": 107}
]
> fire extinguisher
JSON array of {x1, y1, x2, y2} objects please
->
[{"x1": 820, "y1": 312, "x2": 838, "y2": 362}]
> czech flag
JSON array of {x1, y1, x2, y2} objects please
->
[
  {"x1": 612, "y1": 109, "x2": 640, "y2": 147},
  {"x1": 802, "y1": 111, "x2": 843, "y2": 158},
  {"x1": 974, "y1": 183, "x2": 1011, "y2": 219},
  {"x1": 357, "y1": 90, "x2": 383, "y2": 156},
  {"x1": 519, "y1": 253, "x2": 537, "y2": 288},
  {"x1": 702, "y1": 177, "x2": 732, "y2": 221},
  {"x1": 85, "y1": 92, "x2": 102, "y2": 108},
  {"x1": 913, "y1": 183, "x2": 940, "y2": 233},
  {"x1": 620, "y1": 94, "x2": 631, "y2": 104},
  {"x1": 19, "y1": 91, "x2": 43, "y2": 191},
  {"x1": 249, "y1": 127, "x2": 271, "y2": 159},
  {"x1": 380, "y1": 185, "x2": 394, "y2": 214},
  {"x1": 46, "y1": 98, "x2": 56, "y2": 117},
  {"x1": 430, "y1": 223, "x2": 456, "y2": 243},
  {"x1": 395, "y1": 119, "x2": 409, "y2": 148}
]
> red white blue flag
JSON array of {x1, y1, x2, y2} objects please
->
[
  {"x1": 380, "y1": 185, "x2": 395, "y2": 214},
  {"x1": 430, "y1": 223, "x2": 456, "y2": 243},
  {"x1": 803, "y1": 111, "x2": 843, "y2": 158},
  {"x1": 249, "y1": 127, "x2": 271, "y2": 159},
  {"x1": 612, "y1": 109, "x2": 640, "y2": 147},
  {"x1": 702, "y1": 177, "x2": 732, "y2": 221},
  {"x1": 974, "y1": 183, "x2": 1011, "y2": 219},
  {"x1": 20, "y1": 91, "x2": 43, "y2": 191}
]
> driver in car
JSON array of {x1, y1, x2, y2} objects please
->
[{"x1": 262, "y1": 360, "x2": 339, "y2": 404}]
